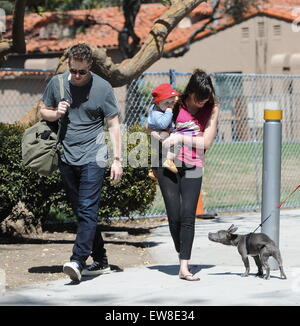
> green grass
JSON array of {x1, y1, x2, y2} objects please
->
[
  {"x1": 146, "y1": 141, "x2": 300, "y2": 215},
  {"x1": 204, "y1": 141, "x2": 300, "y2": 212},
  {"x1": 47, "y1": 205, "x2": 74, "y2": 222}
]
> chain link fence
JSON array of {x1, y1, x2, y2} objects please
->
[
  {"x1": 1, "y1": 69, "x2": 300, "y2": 217},
  {"x1": 0, "y1": 69, "x2": 54, "y2": 123}
]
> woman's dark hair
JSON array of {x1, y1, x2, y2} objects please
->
[{"x1": 173, "y1": 69, "x2": 216, "y2": 121}]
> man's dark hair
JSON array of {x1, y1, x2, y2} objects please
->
[{"x1": 68, "y1": 43, "x2": 93, "y2": 63}]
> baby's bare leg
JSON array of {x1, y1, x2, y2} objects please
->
[
  {"x1": 162, "y1": 133, "x2": 178, "y2": 173},
  {"x1": 159, "y1": 131, "x2": 170, "y2": 140},
  {"x1": 150, "y1": 131, "x2": 161, "y2": 141},
  {"x1": 150, "y1": 130, "x2": 170, "y2": 141}
]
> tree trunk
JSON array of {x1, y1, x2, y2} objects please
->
[
  {"x1": 56, "y1": 0, "x2": 207, "y2": 87},
  {"x1": 0, "y1": 0, "x2": 26, "y2": 62},
  {"x1": 12, "y1": 0, "x2": 26, "y2": 53},
  {"x1": 17, "y1": 0, "x2": 206, "y2": 124}
]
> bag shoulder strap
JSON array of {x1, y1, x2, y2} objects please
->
[
  {"x1": 56, "y1": 74, "x2": 65, "y2": 141},
  {"x1": 58, "y1": 73, "x2": 65, "y2": 100}
]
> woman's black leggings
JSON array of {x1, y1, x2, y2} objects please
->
[{"x1": 157, "y1": 165, "x2": 202, "y2": 260}]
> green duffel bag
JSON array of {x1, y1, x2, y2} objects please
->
[
  {"x1": 21, "y1": 120, "x2": 63, "y2": 176},
  {"x1": 21, "y1": 73, "x2": 64, "y2": 177}
]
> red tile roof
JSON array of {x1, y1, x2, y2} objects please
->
[
  {"x1": 1, "y1": 1, "x2": 300, "y2": 57},
  {"x1": 0, "y1": 69, "x2": 55, "y2": 77},
  {"x1": 1, "y1": 2, "x2": 212, "y2": 54},
  {"x1": 271, "y1": 0, "x2": 300, "y2": 6},
  {"x1": 165, "y1": 0, "x2": 300, "y2": 52}
]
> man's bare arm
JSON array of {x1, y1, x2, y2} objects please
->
[
  {"x1": 106, "y1": 114, "x2": 123, "y2": 184},
  {"x1": 40, "y1": 100, "x2": 70, "y2": 122}
]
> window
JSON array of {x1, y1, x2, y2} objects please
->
[
  {"x1": 258, "y1": 22, "x2": 265, "y2": 37},
  {"x1": 242, "y1": 27, "x2": 249, "y2": 39},
  {"x1": 273, "y1": 24, "x2": 281, "y2": 37}
]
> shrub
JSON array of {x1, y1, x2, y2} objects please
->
[
  {"x1": 0, "y1": 122, "x2": 156, "y2": 224},
  {"x1": 0, "y1": 123, "x2": 65, "y2": 222},
  {"x1": 99, "y1": 123, "x2": 156, "y2": 220}
]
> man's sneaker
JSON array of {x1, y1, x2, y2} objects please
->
[
  {"x1": 82, "y1": 261, "x2": 111, "y2": 276},
  {"x1": 63, "y1": 261, "x2": 82, "y2": 282}
]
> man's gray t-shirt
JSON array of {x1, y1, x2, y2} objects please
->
[{"x1": 42, "y1": 72, "x2": 119, "y2": 166}]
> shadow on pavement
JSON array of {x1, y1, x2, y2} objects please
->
[
  {"x1": 148, "y1": 264, "x2": 215, "y2": 276},
  {"x1": 208, "y1": 271, "x2": 284, "y2": 280},
  {"x1": 104, "y1": 240, "x2": 162, "y2": 249},
  {"x1": 28, "y1": 263, "x2": 122, "y2": 275},
  {"x1": 28, "y1": 265, "x2": 63, "y2": 274}
]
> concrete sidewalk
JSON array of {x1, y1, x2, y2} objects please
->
[{"x1": 0, "y1": 209, "x2": 300, "y2": 306}]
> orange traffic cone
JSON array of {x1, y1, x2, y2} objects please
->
[
  {"x1": 195, "y1": 192, "x2": 217, "y2": 219},
  {"x1": 196, "y1": 192, "x2": 204, "y2": 215}
]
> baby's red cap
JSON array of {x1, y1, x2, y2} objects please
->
[{"x1": 151, "y1": 83, "x2": 180, "y2": 104}]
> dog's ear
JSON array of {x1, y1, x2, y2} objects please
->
[
  {"x1": 228, "y1": 224, "x2": 235, "y2": 231},
  {"x1": 228, "y1": 224, "x2": 238, "y2": 233}
]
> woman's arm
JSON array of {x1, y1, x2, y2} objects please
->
[
  {"x1": 162, "y1": 105, "x2": 219, "y2": 150},
  {"x1": 202, "y1": 104, "x2": 220, "y2": 150}
]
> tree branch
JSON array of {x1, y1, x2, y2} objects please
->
[
  {"x1": 12, "y1": 0, "x2": 26, "y2": 53},
  {"x1": 114, "y1": 0, "x2": 207, "y2": 84},
  {"x1": 119, "y1": 0, "x2": 141, "y2": 59},
  {"x1": 57, "y1": 0, "x2": 207, "y2": 87},
  {"x1": 164, "y1": 0, "x2": 221, "y2": 58},
  {"x1": 163, "y1": 0, "x2": 261, "y2": 58}
]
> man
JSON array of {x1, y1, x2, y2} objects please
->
[{"x1": 40, "y1": 43, "x2": 123, "y2": 282}]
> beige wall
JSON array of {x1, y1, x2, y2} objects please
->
[
  {"x1": 148, "y1": 16, "x2": 300, "y2": 75},
  {"x1": 147, "y1": 16, "x2": 300, "y2": 141}
]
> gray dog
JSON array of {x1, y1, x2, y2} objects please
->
[{"x1": 208, "y1": 224, "x2": 287, "y2": 280}]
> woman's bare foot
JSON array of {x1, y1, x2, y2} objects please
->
[
  {"x1": 179, "y1": 273, "x2": 200, "y2": 281},
  {"x1": 179, "y1": 258, "x2": 200, "y2": 281}
]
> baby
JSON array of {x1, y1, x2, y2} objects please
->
[{"x1": 147, "y1": 83, "x2": 180, "y2": 174}]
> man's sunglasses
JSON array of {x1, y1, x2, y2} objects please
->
[{"x1": 69, "y1": 68, "x2": 88, "y2": 75}]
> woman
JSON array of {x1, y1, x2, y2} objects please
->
[{"x1": 155, "y1": 69, "x2": 219, "y2": 281}]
